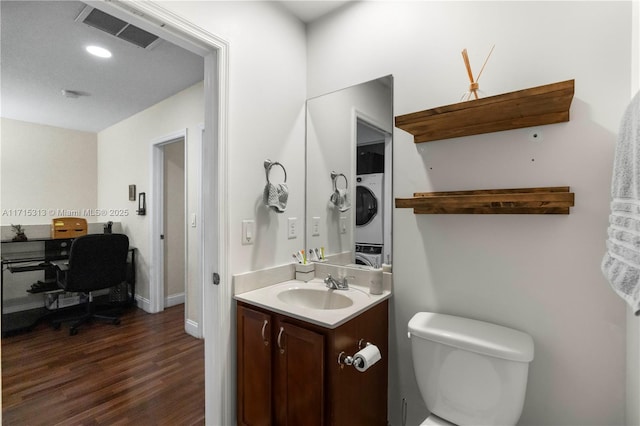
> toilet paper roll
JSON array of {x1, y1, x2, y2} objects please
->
[{"x1": 353, "y1": 344, "x2": 381, "y2": 372}]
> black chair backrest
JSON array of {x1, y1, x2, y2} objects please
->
[{"x1": 65, "y1": 234, "x2": 129, "y2": 292}]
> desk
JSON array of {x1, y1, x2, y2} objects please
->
[{"x1": 1, "y1": 237, "x2": 136, "y2": 336}]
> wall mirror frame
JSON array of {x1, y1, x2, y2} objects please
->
[{"x1": 305, "y1": 75, "x2": 393, "y2": 268}]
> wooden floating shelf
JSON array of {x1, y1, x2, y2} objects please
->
[
  {"x1": 395, "y1": 80, "x2": 575, "y2": 143},
  {"x1": 395, "y1": 187, "x2": 575, "y2": 214}
]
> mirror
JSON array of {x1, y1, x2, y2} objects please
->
[{"x1": 305, "y1": 76, "x2": 393, "y2": 267}]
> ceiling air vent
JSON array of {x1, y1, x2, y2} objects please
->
[{"x1": 76, "y1": 6, "x2": 160, "y2": 49}]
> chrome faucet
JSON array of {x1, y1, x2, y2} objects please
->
[{"x1": 324, "y1": 274, "x2": 349, "y2": 290}]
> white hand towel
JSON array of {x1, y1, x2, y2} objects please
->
[
  {"x1": 263, "y1": 159, "x2": 288, "y2": 213},
  {"x1": 330, "y1": 172, "x2": 351, "y2": 212},
  {"x1": 263, "y1": 182, "x2": 289, "y2": 213},
  {"x1": 330, "y1": 188, "x2": 351, "y2": 212},
  {"x1": 602, "y1": 91, "x2": 640, "y2": 315}
]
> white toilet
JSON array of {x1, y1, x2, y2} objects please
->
[{"x1": 408, "y1": 312, "x2": 534, "y2": 426}]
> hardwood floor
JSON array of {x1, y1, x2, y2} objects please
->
[{"x1": 1, "y1": 304, "x2": 204, "y2": 425}]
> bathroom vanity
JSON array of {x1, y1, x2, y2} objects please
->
[{"x1": 236, "y1": 279, "x2": 389, "y2": 426}]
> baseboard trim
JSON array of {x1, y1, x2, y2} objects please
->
[
  {"x1": 185, "y1": 318, "x2": 200, "y2": 338},
  {"x1": 3, "y1": 299, "x2": 45, "y2": 314},
  {"x1": 165, "y1": 292, "x2": 185, "y2": 308},
  {"x1": 135, "y1": 295, "x2": 152, "y2": 313}
]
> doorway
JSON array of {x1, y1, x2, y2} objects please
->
[
  {"x1": 151, "y1": 132, "x2": 203, "y2": 338},
  {"x1": 355, "y1": 117, "x2": 393, "y2": 267},
  {"x1": 150, "y1": 130, "x2": 202, "y2": 338},
  {"x1": 163, "y1": 138, "x2": 186, "y2": 309}
]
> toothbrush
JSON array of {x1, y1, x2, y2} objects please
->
[
  {"x1": 320, "y1": 247, "x2": 325, "y2": 260},
  {"x1": 300, "y1": 250, "x2": 307, "y2": 265}
]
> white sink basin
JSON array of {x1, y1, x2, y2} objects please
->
[
  {"x1": 277, "y1": 287, "x2": 353, "y2": 310},
  {"x1": 234, "y1": 278, "x2": 390, "y2": 328}
]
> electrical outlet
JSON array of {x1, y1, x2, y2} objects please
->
[
  {"x1": 288, "y1": 217, "x2": 298, "y2": 239},
  {"x1": 242, "y1": 220, "x2": 254, "y2": 245},
  {"x1": 312, "y1": 217, "x2": 320, "y2": 236},
  {"x1": 340, "y1": 216, "x2": 347, "y2": 234}
]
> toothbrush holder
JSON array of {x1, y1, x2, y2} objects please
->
[{"x1": 295, "y1": 263, "x2": 315, "y2": 282}]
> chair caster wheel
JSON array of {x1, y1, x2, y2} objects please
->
[
  {"x1": 113, "y1": 319, "x2": 121, "y2": 325},
  {"x1": 69, "y1": 328, "x2": 78, "y2": 336},
  {"x1": 53, "y1": 323, "x2": 61, "y2": 330}
]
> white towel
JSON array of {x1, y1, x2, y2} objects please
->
[
  {"x1": 263, "y1": 159, "x2": 288, "y2": 213},
  {"x1": 263, "y1": 182, "x2": 288, "y2": 213},
  {"x1": 330, "y1": 188, "x2": 351, "y2": 212},
  {"x1": 602, "y1": 91, "x2": 640, "y2": 315},
  {"x1": 329, "y1": 172, "x2": 351, "y2": 212}
]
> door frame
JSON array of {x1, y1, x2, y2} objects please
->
[
  {"x1": 94, "y1": 2, "x2": 231, "y2": 424},
  {"x1": 149, "y1": 130, "x2": 187, "y2": 315}
]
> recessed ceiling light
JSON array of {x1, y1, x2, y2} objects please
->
[{"x1": 86, "y1": 45, "x2": 112, "y2": 58}]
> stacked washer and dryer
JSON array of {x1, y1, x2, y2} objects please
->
[
  {"x1": 355, "y1": 136, "x2": 385, "y2": 268},
  {"x1": 355, "y1": 173, "x2": 384, "y2": 267}
]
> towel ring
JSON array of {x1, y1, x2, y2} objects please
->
[
  {"x1": 264, "y1": 159, "x2": 287, "y2": 184},
  {"x1": 331, "y1": 171, "x2": 348, "y2": 191}
]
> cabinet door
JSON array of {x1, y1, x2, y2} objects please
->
[
  {"x1": 274, "y1": 320, "x2": 325, "y2": 426},
  {"x1": 237, "y1": 305, "x2": 272, "y2": 426},
  {"x1": 326, "y1": 300, "x2": 388, "y2": 426}
]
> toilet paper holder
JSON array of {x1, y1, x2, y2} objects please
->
[{"x1": 337, "y1": 339, "x2": 374, "y2": 368}]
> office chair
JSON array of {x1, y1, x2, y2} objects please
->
[{"x1": 51, "y1": 233, "x2": 130, "y2": 335}]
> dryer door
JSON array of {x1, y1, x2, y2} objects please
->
[{"x1": 356, "y1": 185, "x2": 378, "y2": 226}]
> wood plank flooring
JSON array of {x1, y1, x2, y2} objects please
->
[{"x1": 1, "y1": 304, "x2": 204, "y2": 425}]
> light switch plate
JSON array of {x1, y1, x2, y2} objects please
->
[
  {"x1": 242, "y1": 220, "x2": 254, "y2": 245},
  {"x1": 312, "y1": 217, "x2": 320, "y2": 236},
  {"x1": 288, "y1": 217, "x2": 298, "y2": 239}
]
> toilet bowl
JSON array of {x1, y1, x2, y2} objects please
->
[
  {"x1": 408, "y1": 312, "x2": 534, "y2": 426},
  {"x1": 421, "y1": 413, "x2": 456, "y2": 425}
]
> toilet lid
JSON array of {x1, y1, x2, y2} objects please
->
[{"x1": 421, "y1": 414, "x2": 456, "y2": 426}]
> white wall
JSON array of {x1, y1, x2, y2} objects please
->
[
  {"x1": 308, "y1": 2, "x2": 630, "y2": 425},
  {"x1": 158, "y1": 1, "x2": 307, "y2": 276},
  {"x1": 0, "y1": 118, "x2": 97, "y2": 225},
  {"x1": 97, "y1": 82, "x2": 203, "y2": 322}
]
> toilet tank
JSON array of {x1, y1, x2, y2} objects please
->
[{"x1": 408, "y1": 313, "x2": 534, "y2": 426}]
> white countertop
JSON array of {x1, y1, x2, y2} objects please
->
[{"x1": 234, "y1": 278, "x2": 391, "y2": 329}]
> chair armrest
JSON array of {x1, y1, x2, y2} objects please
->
[{"x1": 50, "y1": 260, "x2": 69, "y2": 272}]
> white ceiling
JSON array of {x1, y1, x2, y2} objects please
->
[
  {"x1": 1, "y1": 1, "x2": 204, "y2": 133},
  {"x1": 278, "y1": 1, "x2": 352, "y2": 23},
  {"x1": 0, "y1": 1, "x2": 351, "y2": 134}
]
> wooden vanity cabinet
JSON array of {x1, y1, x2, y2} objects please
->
[
  {"x1": 237, "y1": 306, "x2": 273, "y2": 426},
  {"x1": 237, "y1": 300, "x2": 388, "y2": 426}
]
